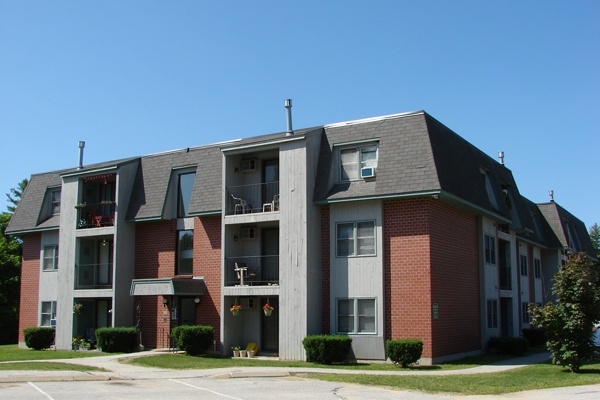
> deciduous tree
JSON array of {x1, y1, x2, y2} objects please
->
[{"x1": 589, "y1": 223, "x2": 600, "y2": 260}]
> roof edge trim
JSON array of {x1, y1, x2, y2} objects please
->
[
  {"x1": 324, "y1": 110, "x2": 424, "y2": 129},
  {"x1": 222, "y1": 134, "x2": 306, "y2": 152},
  {"x1": 4, "y1": 226, "x2": 60, "y2": 235},
  {"x1": 190, "y1": 210, "x2": 222, "y2": 217},
  {"x1": 61, "y1": 165, "x2": 119, "y2": 178},
  {"x1": 315, "y1": 190, "x2": 441, "y2": 205}
]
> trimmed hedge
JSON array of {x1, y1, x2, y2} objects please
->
[
  {"x1": 171, "y1": 325, "x2": 214, "y2": 356},
  {"x1": 302, "y1": 335, "x2": 352, "y2": 364},
  {"x1": 521, "y1": 328, "x2": 547, "y2": 347},
  {"x1": 23, "y1": 327, "x2": 55, "y2": 350},
  {"x1": 385, "y1": 339, "x2": 423, "y2": 368},
  {"x1": 95, "y1": 327, "x2": 137, "y2": 353},
  {"x1": 488, "y1": 337, "x2": 529, "y2": 356}
]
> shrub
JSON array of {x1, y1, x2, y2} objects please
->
[
  {"x1": 23, "y1": 327, "x2": 55, "y2": 350},
  {"x1": 488, "y1": 337, "x2": 529, "y2": 356},
  {"x1": 385, "y1": 339, "x2": 423, "y2": 368},
  {"x1": 521, "y1": 328, "x2": 547, "y2": 347},
  {"x1": 171, "y1": 325, "x2": 214, "y2": 356},
  {"x1": 302, "y1": 335, "x2": 352, "y2": 364},
  {"x1": 95, "y1": 327, "x2": 137, "y2": 353}
]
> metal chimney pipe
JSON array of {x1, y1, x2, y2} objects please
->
[
  {"x1": 284, "y1": 99, "x2": 293, "y2": 136},
  {"x1": 498, "y1": 151, "x2": 504, "y2": 165},
  {"x1": 549, "y1": 190, "x2": 554, "y2": 202},
  {"x1": 78, "y1": 141, "x2": 85, "y2": 170}
]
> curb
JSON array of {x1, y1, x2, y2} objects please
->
[{"x1": 0, "y1": 375, "x2": 125, "y2": 383}]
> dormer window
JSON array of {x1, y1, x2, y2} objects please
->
[
  {"x1": 51, "y1": 190, "x2": 61, "y2": 215},
  {"x1": 340, "y1": 144, "x2": 378, "y2": 182},
  {"x1": 177, "y1": 172, "x2": 196, "y2": 218}
]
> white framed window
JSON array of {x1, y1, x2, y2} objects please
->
[
  {"x1": 487, "y1": 299, "x2": 498, "y2": 329},
  {"x1": 520, "y1": 254, "x2": 528, "y2": 276},
  {"x1": 337, "y1": 298, "x2": 376, "y2": 334},
  {"x1": 177, "y1": 172, "x2": 196, "y2": 218},
  {"x1": 534, "y1": 258, "x2": 541, "y2": 279},
  {"x1": 484, "y1": 235, "x2": 496, "y2": 265},
  {"x1": 336, "y1": 221, "x2": 375, "y2": 257},
  {"x1": 176, "y1": 230, "x2": 193, "y2": 275},
  {"x1": 41, "y1": 301, "x2": 57, "y2": 327},
  {"x1": 43, "y1": 245, "x2": 59, "y2": 271},
  {"x1": 522, "y1": 302, "x2": 530, "y2": 324},
  {"x1": 51, "y1": 190, "x2": 61, "y2": 215},
  {"x1": 340, "y1": 145, "x2": 378, "y2": 182}
]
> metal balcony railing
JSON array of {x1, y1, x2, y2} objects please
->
[
  {"x1": 226, "y1": 182, "x2": 279, "y2": 215},
  {"x1": 225, "y1": 256, "x2": 279, "y2": 286},
  {"x1": 75, "y1": 201, "x2": 116, "y2": 229},
  {"x1": 75, "y1": 263, "x2": 113, "y2": 289},
  {"x1": 500, "y1": 265, "x2": 512, "y2": 290}
]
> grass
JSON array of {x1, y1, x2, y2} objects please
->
[
  {"x1": 308, "y1": 362, "x2": 600, "y2": 395},
  {"x1": 0, "y1": 344, "x2": 107, "y2": 362},
  {"x1": 0, "y1": 362, "x2": 107, "y2": 372}
]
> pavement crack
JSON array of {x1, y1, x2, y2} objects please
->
[{"x1": 332, "y1": 386, "x2": 348, "y2": 400}]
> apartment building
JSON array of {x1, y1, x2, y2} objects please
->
[{"x1": 7, "y1": 110, "x2": 596, "y2": 364}]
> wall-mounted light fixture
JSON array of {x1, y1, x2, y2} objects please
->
[
  {"x1": 194, "y1": 297, "x2": 201, "y2": 307},
  {"x1": 162, "y1": 296, "x2": 169, "y2": 307},
  {"x1": 233, "y1": 235, "x2": 238, "y2": 242}
]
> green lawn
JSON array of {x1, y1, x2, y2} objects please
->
[
  {"x1": 0, "y1": 344, "x2": 106, "y2": 362},
  {"x1": 309, "y1": 362, "x2": 600, "y2": 395}
]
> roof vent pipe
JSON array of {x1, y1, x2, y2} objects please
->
[
  {"x1": 549, "y1": 190, "x2": 554, "y2": 202},
  {"x1": 284, "y1": 99, "x2": 293, "y2": 136},
  {"x1": 498, "y1": 151, "x2": 504, "y2": 165},
  {"x1": 78, "y1": 141, "x2": 85, "y2": 170}
]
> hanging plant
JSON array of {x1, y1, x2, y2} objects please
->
[
  {"x1": 263, "y1": 303, "x2": 274, "y2": 316},
  {"x1": 73, "y1": 303, "x2": 83, "y2": 314},
  {"x1": 230, "y1": 304, "x2": 242, "y2": 316}
]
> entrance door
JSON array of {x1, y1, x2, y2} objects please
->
[
  {"x1": 179, "y1": 298, "x2": 197, "y2": 326},
  {"x1": 500, "y1": 298, "x2": 513, "y2": 337},
  {"x1": 262, "y1": 160, "x2": 279, "y2": 207},
  {"x1": 261, "y1": 297, "x2": 279, "y2": 353},
  {"x1": 262, "y1": 228, "x2": 279, "y2": 283}
]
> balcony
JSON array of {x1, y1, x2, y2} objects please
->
[
  {"x1": 226, "y1": 182, "x2": 279, "y2": 215},
  {"x1": 225, "y1": 256, "x2": 279, "y2": 286},
  {"x1": 75, "y1": 201, "x2": 116, "y2": 229},
  {"x1": 75, "y1": 263, "x2": 113, "y2": 289},
  {"x1": 500, "y1": 265, "x2": 512, "y2": 290}
]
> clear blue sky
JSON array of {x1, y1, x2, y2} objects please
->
[{"x1": 1, "y1": 1, "x2": 598, "y2": 228}]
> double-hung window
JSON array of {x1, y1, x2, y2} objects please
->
[
  {"x1": 484, "y1": 235, "x2": 496, "y2": 264},
  {"x1": 51, "y1": 190, "x2": 61, "y2": 215},
  {"x1": 337, "y1": 298, "x2": 376, "y2": 334},
  {"x1": 534, "y1": 258, "x2": 541, "y2": 279},
  {"x1": 487, "y1": 299, "x2": 498, "y2": 329},
  {"x1": 176, "y1": 230, "x2": 193, "y2": 275},
  {"x1": 340, "y1": 145, "x2": 378, "y2": 181},
  {"x1": 41, "y1": 301, "x2": 57, "y2": 327},
  {"x1": 336, "y1": 221, "x2": 375, "y2": 257},
  {"x1": 177, "y1": 172, "x2": 196, "y2": 218},
  {"x1": 520, "y1": 254, "x2": 528, "y2": 276},
  {"x1": 43, "y1": 245, "x2": 59, "y2": 271}
]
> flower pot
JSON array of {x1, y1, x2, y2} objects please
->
[
  {"x1": 233, "y1": 350, "x2": 240, "y2": 358},
  {"x1": 264, "y1": 308, "x2": 273, "y2": 316},
  {"x1": 232, "y1": 309, "x2": 240, "y2": 316},
  {"x1": 72, "y1": 344, "x2": 79, "y2": 351},
  {"x1": 247, "y1": 350, "x2": 255, "y2": 358},
  {"x1": 240, "y1": 350, "x2": 247, "y2": 357}
]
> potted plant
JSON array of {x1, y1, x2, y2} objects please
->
[
  {"x1": 231, "y1": 346, "x2": 240, "y2": 357},
  {"x1": 73, "y1": 303, "x2": 83, "y2": 314},
  {"x1": 230, "y1": 304, "x2": 242, "y2": 316},
  {"x1": 74, "y1": 203, "x2": 88, "y2": 210},
  {"x1": 72, "y1": 337, "x2": 80, "y2": 351},
  {"x1": 240, "y1": 348, "x2": 247, "y2": 357},
  {"x1": 78, "y1": 339, "x2": 91, "y2": 350},
  {"x1": 263, "y1": 303, "x2": 274, "y2": 316}
]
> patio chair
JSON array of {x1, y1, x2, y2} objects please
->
[{"x1": 231, "y1": 194, "x2": 252, "y2": 214}]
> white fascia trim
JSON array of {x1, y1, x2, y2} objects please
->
[
  {"x1": 61, "y1": 165, "x2": 118, "y2": 178},
  {"x1": 221, "y1": 135, "x2": 305, "y2": 153},
  {"x1": 324, "y1": 110, "x2": 424, "y2": 129}
]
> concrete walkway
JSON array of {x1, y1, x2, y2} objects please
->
[{"x1": 0, "y1": 350, "x2": 552, "y2": 383}]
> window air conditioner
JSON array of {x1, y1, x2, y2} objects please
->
[
  {"x1": 361, "y1": 167, "x2": 376, "y2": 179},
  {"x1": 241, "y1": 159, "x2": 257, "y2": 172},
  {"x1": 240, "y1": 227, "x2": 256, "y2": 240}
]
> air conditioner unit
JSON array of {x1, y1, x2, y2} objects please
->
[
  {"x1": 241, "y1": 298, "x2": 257, "y2": 310},
  {"x1": 240, "y1": 227, "x2": 256, "y2": 240},
  {"x1": 361, "y1": 167, "x2": 376, "y2": 179},
  {"x1": 241, "y1": 159, "x2": 257, "y2": 172},
  {"x1": 50, "y1": 319, "x2": 56, "y2": 327}
]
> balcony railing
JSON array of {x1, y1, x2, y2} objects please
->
[
  {"x1": 500, "y1": 265, "x2": 512, "y2": 290},
  {"x1": 75, "y1": 263, "x2": 113, "y2": 289},
  {"x1": 226, "y1": 182, "x2": 279, "y2": 215},
  {"x1": 75, "y1": 201, "x2": 116, "y2": 229},
  {"x1": 225, "y1": 256, "x2": 279, "y2": 286}
]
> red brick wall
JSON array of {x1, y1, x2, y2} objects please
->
[
  {"x1": 429, "y1": 201, "x2": 480, "y2": 358},
  {"x1": 19, "y1": 234, "x2": 41, "y2": 343},
  {"x1": 384, "y1": 199, "x2": 433, "y2": 357},
  {"x1": 384, "y1": 198, "x2": 480, "y2": 360},
  {"x1": 321, "y1": 206, "x2": 330, "y2": 333},
  {"x1": 134, "y1": 217, "x2": 222, "y2": 349},
  {"x1": 193, "y1": 216, "x2": 221, "y2": 349}
]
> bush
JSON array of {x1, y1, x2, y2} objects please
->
[
  {"x1": 521, "y1": 328, "x2": 547, "y2": 347},
  {"x1": 302, "y1": 335, "x2": 352, "y2": 364},
  {"x1": 171, "y1": 325, "x2": 214, "y2": 356},
  {"x1": 385, "y1": 339, "x2": 423, "y2": 368},
  {"x1": 95, "y1": 327, "x2": 137, "y2": 353},
  {"x1": 488, "y1": 337, "x2": 529, "y2": 356},
  {"x1": 23, "y1": 327, "x2": 55, "y2": 350}
]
